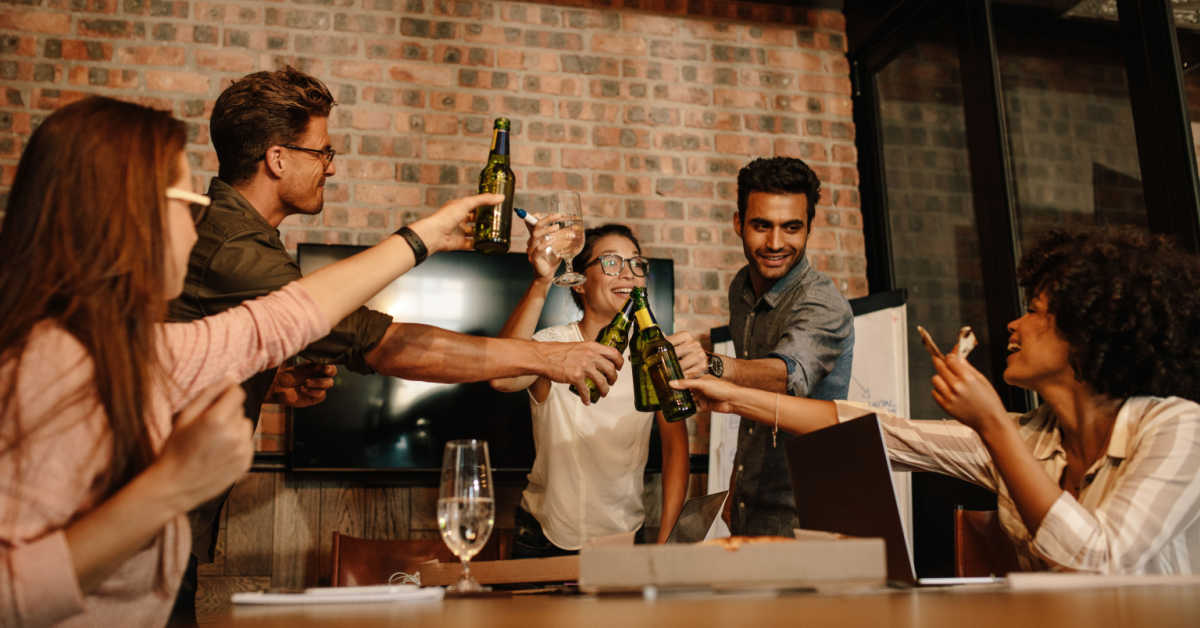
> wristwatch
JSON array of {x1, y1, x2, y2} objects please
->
[{"x1": 706, "y1": 353, "x2": 724, "y2": 378}]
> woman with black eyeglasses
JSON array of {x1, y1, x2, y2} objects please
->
[{"x1": 491, "y1": 222, "x2": 705, "y2": 558}]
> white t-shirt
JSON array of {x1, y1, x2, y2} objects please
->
[{"x1": 520, "y1": 322, "x2": 656, "y2": 550}]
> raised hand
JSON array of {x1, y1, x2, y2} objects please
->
[
  {"x1": 156, "y1": 379, "x2": 253, "y2": 511},
  {"x1": 525, "y1": 212, "x2": 567, "y2": 280},
  {"x1": 930, "y1": 353, "x2": 1008, "y2": 433},
  {"x1": 410, "y1": 192, "x2": 506, "y2": 255},
  {"x1": 267, "y1": 362, "x2": 337, "y2": 408},
  {"x1": 667, "y1": 331, "x2": 707, "y2": 379},
  {"x1": 536, "y1": 341, "x2": 623, "y2": 405}
]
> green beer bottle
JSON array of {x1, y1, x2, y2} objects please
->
[
  {"x1": 570, "y1": 291, "x2": 637, "y2": 403},
  {"x1": 631, "y1": 290, "x2": 696, "y2": 422},
  {"x1": 474, "y1": 118, "x2": 515, "y2": 254},
  {"x1": 630, "y1": 321, "x2": 659, "y2": 412}
]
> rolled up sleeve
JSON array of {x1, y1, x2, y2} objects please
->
[{"x1": 768, "y1": 295, "x2": 853, "y2": 398}]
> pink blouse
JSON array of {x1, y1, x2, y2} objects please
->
[{"x1": 0, "y1": 283, "x2": 329, "y2": 627}]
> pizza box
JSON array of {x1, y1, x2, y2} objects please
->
[
  {"x1": 579, "y1": 535, "x2": 886, "y2": 593},
  {"x1": 417, "y1": 555, "x2": 579, "y2": 587}
]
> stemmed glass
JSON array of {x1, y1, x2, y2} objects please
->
[
  {"x1": 548, "y1": 191, "x2": 586, "y2": 287},
  {"x1": 437, "y1": 439, "x2": 495, "y2": 593}
]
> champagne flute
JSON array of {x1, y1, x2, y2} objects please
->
[
  {"x1": 549, "y1": 191, "x2": 586, "y2": 287},
  {"x1": 437, "y1": 439, "x2": 495, "y2": 593}
]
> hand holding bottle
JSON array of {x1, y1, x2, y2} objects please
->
[{"x1": 410, "y1": 193, "x2": 506, "y2": 256}]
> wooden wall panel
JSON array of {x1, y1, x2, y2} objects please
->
[
  {"x1": 224, "y1": 471, "x2": 276, "y2": 576},
  {"x1": 271, "y1": 473, "x2": 322, "y2": 588}
]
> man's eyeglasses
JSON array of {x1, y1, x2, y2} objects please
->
[
  {"x1": 584, "y1": 254, "x2": 650, "y2": 277},
  {"x1": 166, "y1": 187, "x2": 212, "y2": 225},
  {"x1": 282, "y1": 144, "x2": 337, "y2": 167}
]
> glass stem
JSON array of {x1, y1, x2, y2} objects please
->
[{"x1": 461, "y1": 558, "x2": 471, "y2": 582}]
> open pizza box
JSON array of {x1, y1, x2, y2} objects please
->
[
  {"x1": 416, "y1": 530, "x2": 633, "y2": 587},
  {"x1": 579, "y1": 530, "x2": 887, "y2": 593}
]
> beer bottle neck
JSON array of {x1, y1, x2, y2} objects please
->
[{"x1": 487, "y1": 128, "x2": 510, "y2": 164}]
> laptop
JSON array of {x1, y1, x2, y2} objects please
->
[
  {"x1": 785, "y1": 414, "x2": 1000, "y2": 586},
  {"x1": 665, "y1": 490, "x2": 728, "y2": 544}
]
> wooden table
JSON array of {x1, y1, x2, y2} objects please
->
[{"x1": 215, "y1": 584, "x2": 1200, "y2": 627}]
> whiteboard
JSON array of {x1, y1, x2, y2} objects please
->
[{"x1": 706, "y1": 290, "x2": 911, "y2": 548}]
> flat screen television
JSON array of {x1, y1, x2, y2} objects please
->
[{"x1": 291, "y1": 244, "x2": 675, "y2": 473}]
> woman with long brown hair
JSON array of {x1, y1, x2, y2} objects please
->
[{"x1": 0, "y1": 96, "x2": 500, "y2": 626}]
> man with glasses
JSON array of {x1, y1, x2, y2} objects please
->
[
  {"x1": 694, "y1": 156, "x2": 854, "y2": 538},
  {"x1": 167, "y1": 67, "x2": 624, "y2": 625}
]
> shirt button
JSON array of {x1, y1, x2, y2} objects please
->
[
  {"x1": 748, "y1": 426, "x2": 755, "y2": 435},
  {"x1": 736, "y1": 464, "x2": 744, "y2": 473},
  {"x1": 738, "y1": 501, "x2": 746, "y2": 510}
]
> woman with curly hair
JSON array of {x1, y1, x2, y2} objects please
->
[{"x1": 673, "y1": 228, "x2": 1200, "y2": 574}]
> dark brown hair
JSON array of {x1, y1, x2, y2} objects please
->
[
  {"x1": 0, "y1": 96, "x2": 186, "y2": 500},
  {"x1": 210, "y1": 66, "x2": 335, "y2": 184},
  {"x1": 570, "y1": 224, "x2": 642, "y2": 311},
  {"x1": 736, "y1": 156, "x2": 820, "y2": 225},
  {"x1": 1018, "y1": 228, "x2": 1199, "y2": 401}
]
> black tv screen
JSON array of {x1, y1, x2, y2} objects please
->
[{"x1": 291, "y1": 244, "x2": 675, "y2": 472}]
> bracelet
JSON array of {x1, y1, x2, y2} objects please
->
[
  {"x1": 772, "y1": 393, "x2": 780, "y2": 448},
  {"x1": 394, "y1": 225, "x2": 428, "y2": 266}
]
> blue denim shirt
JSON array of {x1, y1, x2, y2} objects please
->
[{"x1": 727, "y1": 256, "x2": 854, "y2": 536}]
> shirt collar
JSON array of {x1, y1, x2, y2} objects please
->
[
  {"x1": 206, "y1": 178, "x2": 278, "y2": 233},
  {"x1": 1103, "y1": 398, "x2": 1135, "y2": 461},
  {"x1": 1023, "y1": 399, "x2": 1134, "y2": 463},
  {"x1": 739, "y1": 256, "x2": 812, "y2": 310}
]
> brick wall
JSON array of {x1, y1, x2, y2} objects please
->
[
  {"x1": 0, "y1": 0, "x2": 866, "y2": 335},
  {"x1": 1, "y1": 1, "x2": 861, "y2": 615}
]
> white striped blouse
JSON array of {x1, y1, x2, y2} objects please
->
[{"x1": 836, "y1": 396, "x2": 1200, "y2": 574}]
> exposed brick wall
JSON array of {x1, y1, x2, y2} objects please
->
[{"x1": 0, "y1": 0, "x2": 866, "y2": 341}]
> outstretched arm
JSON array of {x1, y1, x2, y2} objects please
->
[{"x1": 656, "y1": 412, "x2": 690, "y2": 543}]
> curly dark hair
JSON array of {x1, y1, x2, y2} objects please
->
[
  {"x1": 736, "y1": 156, "x2": 821, "y2": 224},
  {"x1": 1017, "y1": 228, "x2": 1199, "y2": 401},
  {"x1": 211, "y1": 66, "x2": 335, "y2": 185},
  {"x1": 569, "y1": 224, "x2": 641, "y2": 311}
]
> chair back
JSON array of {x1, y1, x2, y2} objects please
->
[
  {"x1": 331, "y1": 532, "x2": 508, "y2": 586},
  {"x1": 953, "y1": 508, "x2": 1021, "y2": 577}
]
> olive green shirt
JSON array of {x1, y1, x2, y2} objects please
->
[{"x1": 168, "y1": 178, "x2": 393, "y2": 561}]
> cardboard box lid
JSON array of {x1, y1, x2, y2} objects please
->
[{"x1": 418, "y1": 555, "x2": 579, "y2": 587}]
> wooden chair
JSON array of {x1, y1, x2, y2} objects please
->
[
  {"x1": 953, "y1": 508, "x2": 1022, "y2": 577},
  {"x1": 330, "y1": 531, "x2": 509, "y2": 587}
]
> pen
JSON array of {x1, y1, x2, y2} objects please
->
[{"x1": 514, "y1": 207, "x2": 538, "y2": 226}]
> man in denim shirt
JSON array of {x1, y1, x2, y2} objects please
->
[{"x1": 706, "y1": 157, "x2": 854, "y2": 536}]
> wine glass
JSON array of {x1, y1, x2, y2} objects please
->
[
  {"x1": 437, "y1": 439, "x2": 495, "y2": 593},
  {"x1": 548, "y1": 191, "x2": 586, "y2": 287}
]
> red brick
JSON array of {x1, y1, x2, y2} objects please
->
[
  {"x1": 593, "y1": 126, "x2": 650, "y2": 149},
  {"x1": 435, "y1": 0, "x2": 494, "y2": 19},
  {"x1": 590, "y1": 32, "x2": 646, "y2": 55},
  {"x1": 808, "y1": 9, "x2": 846, "y2": 31},
  {"x1": 77, "y1": 18, "x2": 144, "y2": 38},
  {"x1": 622, "y1": 59, "x2": 680, "y2": 82},
  {"x1": 655, "y1": 84, "x2": 711, "y2": 106},
  {"x1": 832, "y1": 143, "x2": 857, "y2": 163},
  {"x1": 621, "y1": 14, "x2": 677, "y2": 36},
  {"x1": 294, "y1": 34, "x2": 360, "y2": 57},
  {"x1": 562, "y1": 148, "x2": 620, "y2": 171},
  {"x1": 196, "y1": 49, "x2": 256, "y2": 73},
  {"x1": 67, "y1": 65, "x2": 136, "y2": 88},
  {"x1": 558, "y1": 100, "x2": 620, "y2": 123},
  {"x1": 58, "y1": 40, "x2": 114, "y2": 61},
  {"x1": 429, "y1": 91, "x2": 492, "y2": 114},
  {"x1": 145, "y1": 70, "x2": 209, "y2": 94},
  {"x1": 746, "y1": 24, "x2": 797, "y2": 47},
  {"x1": 715, "y1": 134, "x2": 773, "y2": 156},
  {"x1": 686, "y1": 156, "x2": 741, "y2": 177},
  {"x1": 410, "y1": 113, "x2": 459, "y2": 135},
  {"x1": 653, "y1": 132, "x2": 712, "y2": 152},
  {"x1": 344, "y1": 109, "x2": 392, "y2": 131},
  {"x1": 624, "y1": 154, "x2": 684, "y2": 176},
  {"x1": 692, "y1": 248, "x2": 746, "y2": 270},
  {"x1": 773, "y1": 138, "x2": 829, "y2": 163},
  {"x1": 32, "y1": 88, "x2": 89, "y2": 110},
  {"x1": 3, "y1": 35, "x2": 37, "y2": 57},
  {"x1": 331, "y1": 60, "x2": 383, "y2": 82},
  {"x1": 389, "y1": 64, "x2": 457, "y2": 87},
  {"x1": 433, "y1": 44, "x2": 494, "y2": 66},
  {"x1": 0, "y1": 10, "x2": 71, "y2": 34},
  {"x1": 680, "y1": 20, "x2": 741, "y2": 42},
  {"x1": 681, "y1": 110, "x2": 733, "y2": 131},
  {"x1": 354, "y1": 183, "x2": 422, "y2": 206},
  {"x1": 521, "y1": 74, "x2": 582, "y2": 97},
  {"x1": 593, "y1": 173, "x2": 651, "y2": 195},
  {"x1": 766, "y1": 49, "x2": 824, "y2": 73},
  {"x1": 195, "y1": 2, "x2": 261, "y2": 24},
  {"x1": 714, "y1": 88, "x2": 767, "y2": 110},
  {"x1": 47, "y1": 0, "x2": 115, "y2": 13},
  {"x1": 264, "y1": 7, "x2": 330, "y2": 30},
  {"x1": 655, "y1": 178, "x2": 714, "y2": 199},
  {"x1": 463, "y1": 24, "x2": 521, "y2": 46},
  {"x1": 115, "y1": 45, "x2": 185, "y2": 66},
  {"x1": 425, "y1": 138, "x2": 487, "y2": 161}
]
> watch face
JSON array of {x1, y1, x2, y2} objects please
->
[{"x1": 707, "y1": 353, "x2": 724, "y2": 378}]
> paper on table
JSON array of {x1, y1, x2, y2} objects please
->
[
  {"x1": 1007, "y1": 572, "x2": 1200, "y2": 591},
  {"x1": 232, "y1": 585, "x2": 444, "y2": 605}
]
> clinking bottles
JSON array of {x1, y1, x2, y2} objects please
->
[
  {"x1": 474, "y1": 117, "x2": 515, "y2": 254},
  {"x1": 631, "y1": 321, "x2": 659, "y2": 412},
  {"x1": 630, "y1": 289, "x2": 696, "y2": 422},
  {"x1": 571, "y1": 292, "x2": 636, "y2": 403}
]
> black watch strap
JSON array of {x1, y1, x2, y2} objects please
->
[{"x1": 395, "y1": 225, "x2": 428, "y2": 265}]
